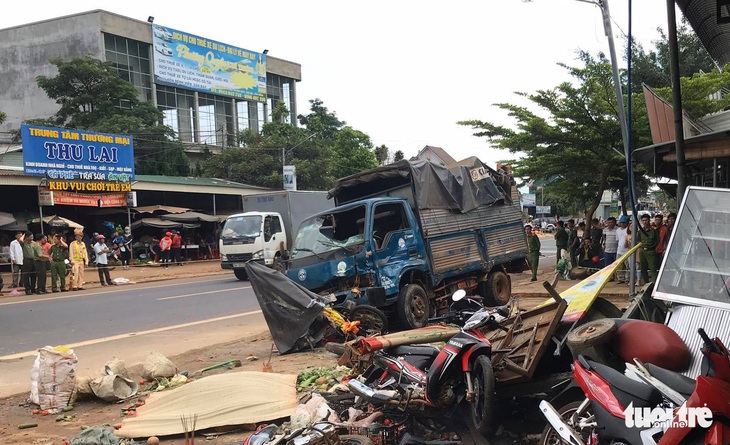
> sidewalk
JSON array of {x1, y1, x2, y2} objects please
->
[{"x1": 0, "y1": 259, "x2": 230, "y2": 297}]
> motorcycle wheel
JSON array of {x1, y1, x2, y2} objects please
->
[
  {"x1": 539, "y1": 401, "x2": 594, "y2": 445},
  {"x1": 397, "y1": 284, "x2": 430, "y2": 328},
  {"x1": 471, "y1": 355, "x2": 495, "y2": 436},
  {"x1": 349, "y1": 305, "x2": 388, "y2": 337}
]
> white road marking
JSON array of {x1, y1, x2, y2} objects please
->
[
  {"x1": 0, "y1": 309, "x2": 263, "y2": 361},
  {"x1": 0, "y1": 277, "x2": 240, "y2": 306},
  {"x1": 157, "y1": 286, "x2": 251, "y2": 300}
]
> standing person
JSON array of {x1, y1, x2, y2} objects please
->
[
  {"x1": 525, "y1": 225, "x2": 541, "y2": 282},
  {"x1": 171, "y1": 230, "x2": 183, "y2": 266},
  {"x1": 567, "y1": 219, "x2": 580, "y2": 270},
  {"x1": 34, "y1": 234, "x2": 51, "y2": 294},
  {"x1": 49, "y1": 234, "x2": 69, "y2": 292},
  {"x1": 69, "y1": 229, "x2": 89, "y2": 291},
  {"x1": 9, "y1": 230, "x2": 24, "y2": 288},
  {"x1": 638, "y1": 214, "x2": 659, "y2": 285},
  {"x1": 21, "y1": 231, "x2": 37, "y2": 295},
  {"x1": 666, "y1": 212, "x2": 677, "y2": 245},
  {"x1": 553, "y1": 221, "x2": 568, "y2": 266},
  {"x1": 159, "y1": 231, "x2": 173, "y2": 268},
  {"x1": 615, "y1": 215, "x2": 631, "y2": 284},
  {"x1": 654, "y1": 214, "x2": 669, "y2": 265},
  {"x1": 601, "y1": 217, "x2": 619, "y2": 267},
  {"x1": 94, "y1": 234, "x2": 116, "y2": 286},
  {"x1": 121, "y1": 226, "x2": 133, "y2": 270},
  {"x1": 590, "y1": 218, "x2": 603, "y2": 248}
]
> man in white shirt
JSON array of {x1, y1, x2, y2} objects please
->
[
  {"x1": 601, "y1": 217, "x2": 619, "y2": 266},
  {"x1": 615, "y1": 215, "x2": 631, "y2": 284},
  {"x1": 9, "y1": 230, "x2": 24, "y2": 288},
  {"x1": 93, "y1": 235, "x2": 116, "y2": 286}
]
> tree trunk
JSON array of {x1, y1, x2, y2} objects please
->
[
  {"x1": 618, "y1": 187, "x2": 627, "y2": 216},
  {"x1": 584, "y1": 171, "x2": 609, "y2": 233}
]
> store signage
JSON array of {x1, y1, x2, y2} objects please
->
[
  {"x1": 45, "y1": 180, "x2": 132, "y2": 192},
  {"x1": 522, "y1": 193, "x2": 536, "y2": 207},
  {"x1": 46, "y1": 191, "x2": 128, "y2": 207},
  {"x1": 126, "y1": 191, "x2": 138, "y2": 207},
  {"x1": 536, "y1": 205, "x2": 551, "y2": 214},
  {"x1": 21, "y1": 125, "x2": 135, "y2": 181},
  {"x1": 151, "y1": 24, "x2": 266, "y2": 102},
  {"x1": 283, "y1": 165, "x2": 297, "y2": 191},
  {"x1": 39, "y1": 189, "x2": 55, "y2": 206}
]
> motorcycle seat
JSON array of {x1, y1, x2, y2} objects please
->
[
  {"x1": 644, "y1": 363, "x2": 695, "y2": 399},
  {"x1": 585, "y1": 357, "x2": 662, "y2": 408},
  {"x1": 389, "y1": 344, "x2": 440, "y2": 370}
]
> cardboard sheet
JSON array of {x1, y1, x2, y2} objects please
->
[{"x1": 117, "y1": 372, "x2": 298, "y2": 438}]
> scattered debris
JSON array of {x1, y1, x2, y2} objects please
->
[
  {"x1": 142, "y1": 351, "x2": 177, "y2": 381},
  {"x1": 198, "y1": 359, "x2": 242, "y2": 374}
]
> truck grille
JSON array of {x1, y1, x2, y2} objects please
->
[{"x1": 227, "y1": 253, "x2": 253, "y2": 261}]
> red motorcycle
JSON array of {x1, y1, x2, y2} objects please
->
[
  {"x1": 346, "y1": 290, "x2": 509, "y2": 436},
  {"x1": 539, "y1": 328, "x2": 730, "y2": 445}
]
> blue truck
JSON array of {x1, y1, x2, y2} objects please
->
[{"x1": 285, "y1": 158, "x2": 529, "y2": 328}]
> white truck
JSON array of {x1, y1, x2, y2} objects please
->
[{"x1": 220, "y1": 190, "x2": 330, "y2": 280}]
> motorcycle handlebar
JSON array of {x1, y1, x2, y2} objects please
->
[{"x1": 699, "y1": 328, "x2": 722, "y2": 354}]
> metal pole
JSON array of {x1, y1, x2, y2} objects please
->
[
  {"x1": 666, "y1": 0, "x2": 687, "y2": 201},
  {"x1": 212, "y1": 194, "x2": 217, "y2": 216},
  {"x1": 282, "y1": 146, "x2": 286, "y2": 189},
  {"x1": 599, "y1": 0, "x2": 640, "y2": 295},
  {"x1": 713, "y1": 158, "x2": 718, "y2": 187},
  {"x1": 127, "y1": 207, "x2": 132, "y2": 229},
  {"x1": 39, "y1": 204, "x2": 44, "y2": 236}
]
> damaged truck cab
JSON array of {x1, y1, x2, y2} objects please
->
[{"x1": 286, "y1": 158, "x2": 529, "y2": 329}]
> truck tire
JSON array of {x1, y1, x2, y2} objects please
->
[
  {"x1": 482, "y1": 271, "x2": 511, "y2": 306},
  {"x1": 233, "y1": 269, "x2": 249, "y2": 281},
  {"x1": 397, "y1": 284, "x2": 430, "y2": 328},
  {"x1": 349, "y1": 305, "x2": 388, "y2": 336}
]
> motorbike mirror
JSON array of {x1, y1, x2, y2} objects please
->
[{"x1": 452, "y1": 289, "x2": 466, "y2": 302}]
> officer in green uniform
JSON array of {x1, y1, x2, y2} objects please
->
[
  {"x1": 554, "y1": 221, "x2": 568, "y2": 266},
  {"x1": 638, "y1": 214, "x2": 659, "y2": 283},
  {"x1": 567, "y1": 219, "x2": 579, "y2": 269},
  {"x1": 21, "y1": 231, "x2": 37, "y2": 295},
  {"x1": 49, "y1": 234, "x2": 69, "y2": 292},
  {"x1": 526, "y1": 225, "x2": 541, "y2": 281}
]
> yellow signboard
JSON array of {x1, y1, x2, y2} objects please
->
[{"x1": 538, "y1": 244, "x2": 642, "y2": 322}]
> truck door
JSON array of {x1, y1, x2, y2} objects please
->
[
  {"x1": 263, "y1": 215, "x2": 284, "y2": 264},
  {"x1": 369, "y1": 202, "x2": 420, "y2": 293}
]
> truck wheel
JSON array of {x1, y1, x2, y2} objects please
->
[
  {"x1": 482, "y1": 271, "x2": 511, "y2": 306},
  {"x1": 471, "y1": 355, "x2": 495, "y2": 436},
  {"x1": 233, "y1": 269, "x2": 249, "y2": 281},
  {"x1": 397, "y1": 284, "x2": 430, "y2": 328},
  {"x1": 350, "y1": 305, "x2": 388, "y2": 336}
]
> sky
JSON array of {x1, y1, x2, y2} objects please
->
[{"x1": 1, "y1": 0, "x2": 676, "y2": 166}]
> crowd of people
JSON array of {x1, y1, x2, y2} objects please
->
[
  {"x1": 524, "y1": 212, "x2": 677, "y2": 285},
  {"x1": 3, "y1": 225, "x2": 219, "y2": 295}
]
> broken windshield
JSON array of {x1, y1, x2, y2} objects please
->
[
  {"x1": 291, "y1": 205, "x2": 366, "y2": 260},
  {"x1": 222, "y1": 215, "x2": 262, "y2": 239}
]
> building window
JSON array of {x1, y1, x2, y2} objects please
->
[
  {"x1": 104, "y1": 33, "x2": 152, "y2": 102},
  {"x1": 198, "y1": 93, "x2": 234, "y2": 146},
  {"x1": 282, "y1": 82, "x2": 292, "y2": 124},
  {"x1": 156, "y1": 85, "x2": 196, "y2": 142}
]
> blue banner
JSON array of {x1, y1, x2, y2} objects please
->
[
  {"x1": 21, "y1": 125, "x2": 135, "y2": 181},
  {"x1": 152, "y1": 24, "x2": 267, "y2": 102}
]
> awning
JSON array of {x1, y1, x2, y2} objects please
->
[
  {"x1": 31, "y1": 215, "x2": 84, "y2": 230},
  {"x1": 161, "y1": 211, "x2": 221, "y2": 223},
  {"x1": 0, "y1": 211, "x2": 16, "y2": 227},
  {"x1": 131, "y1": 218, "x2": 200, "y2": 230},
  {"x1": 133, "y1": 205, "x2": 192, "y2": 214}
]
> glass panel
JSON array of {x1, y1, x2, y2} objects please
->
[
  {"x1": 104, "y1": 33, "x2": 116, "y2": 52},
  {"x1": 115, "y1": 36, "x2": 127, "y2": 54},
  {"x1": 128, "y1": 40, "x2": 139, "y2": 57},
  {"x1": 655, "y1": 187, "x2": 730, "y2": 307}
]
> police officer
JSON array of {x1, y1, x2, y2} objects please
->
[{"x1": 526, "y1": 224, "x2": 541, "y2": 282}]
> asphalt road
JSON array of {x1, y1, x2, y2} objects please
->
[{"x1": 0, "y1": 275, "x2": 267, "y2": 398}]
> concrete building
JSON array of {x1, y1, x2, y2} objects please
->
[{"x1": 0, "y1": 10, "x2": 302, "y2": 166}]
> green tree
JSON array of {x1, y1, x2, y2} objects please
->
[
  {"x1": 459, "y1": 52, "x2": 648, "y2": 223},
  {"x1": 298, "y1": 98, "x2": 345, "y2": 139},
  {"x1": 35, "y1": 56, "x2": 189, "y2": 176},
  {"x1": 375, "y1": 144, "x2": 390, "y2": 165},
  {"x1": 0, "y1": 111, "x2": 6, "y2": 125},
  {"x1": 331, "y1": 127, "x2": 378, "y2": 179},
  {"x1": 393, "y1": 150, "x2": 405, "y2": 162}
]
